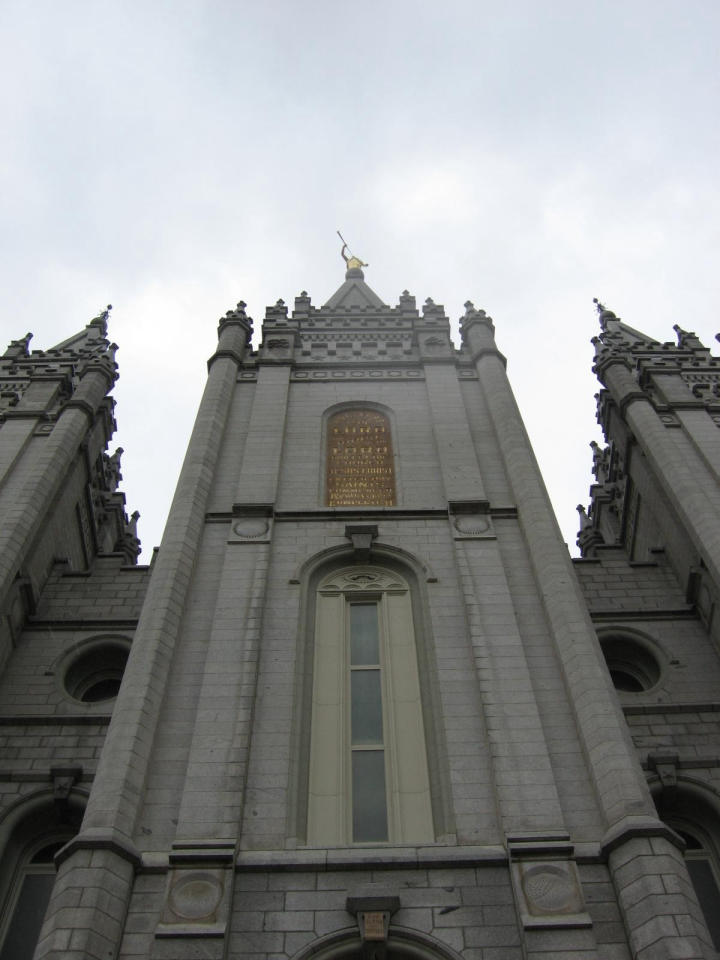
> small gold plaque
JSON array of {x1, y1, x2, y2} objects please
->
[
  {"x1": 362, "y1": 912, "x2": 386, "y2": 940},
  {"x1": 326, "y1": 410, "x2": 396, "y2": 507}
]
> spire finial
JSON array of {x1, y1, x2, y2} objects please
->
[
  {"x1": 593, "y1": 297, "x2": 618, "y2": 330},
  {"x1": 593, "y1": 297, "x2": 617, "y2": 319},
  {"x1": 337, "y1": 230, "x2": 368, "y2": 273},
  {"x1": 89, "y1": 304, "x2": 112, "y2": 335}
]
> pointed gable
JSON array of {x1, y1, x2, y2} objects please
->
[
  {"x1": 49, "y1": 306, "x2": 111, "y2": 355},
  {"x1": 323, "y1": 267, "x2": 387, "y2": 310}
]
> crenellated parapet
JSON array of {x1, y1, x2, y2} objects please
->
[
  {"x1": 234, "y1": 272, "x2": 494, "y2": 371},
  {"x1": 592, "y1": 299, "x2": 720, "y2": 426},
  {"x1": 0, "y1": 307, "x2": 119, "y2": 425}
]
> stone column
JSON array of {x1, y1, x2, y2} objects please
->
[
  {"x1": 234, "y1": 362, "x2": 292, "y2": 505},
  {"x1": 421, "y1": 340, "x2": 569, "y2": 839},
  {"x1": 34, "y1": 309, "x2": 251, "y2": 960},
  {"x1": 171, "y1": 356, "x2": 291, "y2": 837},
  {"x1": 151, "y1": 352, "x2": 291, "y2": 952},
  {"x1": 606, "y1": 831, "x2": 714, "y2": 959},
  {"x1": 422, "y1": 362, "x2": 487, "y2": 503},
  {"x1": 453, "y1": 539, "x2": 568, "y2": 833}
]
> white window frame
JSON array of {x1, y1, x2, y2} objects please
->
[{"x1": 307, "y1": 566, "x2": 434, "y2": 846}]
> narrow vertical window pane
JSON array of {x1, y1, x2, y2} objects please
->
[
  {"x1": 352, "y1": 751, "x2": 388, "y2": 842},
  {"x1": 350, "y1": 604, "x2": 379, "y2": 665},
  {"x1": 686, "y1": 859, "x2": 720, "y2": 950},
  {"x1": 351, "y1": 671, "x2": 383, "y2": 744},
  {"x1": 0, "y1": 874, "x2": 55, "y2": 960}
]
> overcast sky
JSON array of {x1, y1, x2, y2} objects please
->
[{"x1": 1, "y1": 1, "x2": 719, "y2": 560}]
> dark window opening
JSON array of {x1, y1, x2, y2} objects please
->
[
  {"x1": 600, "y1": 634, "x2": 661, "y2": 693},
  {"x1": 63, "y1": 643, "x2": 129, "y2": 704}
]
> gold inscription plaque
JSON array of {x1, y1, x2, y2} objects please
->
[
  {"x1": 326, "y1": 410, "x2": 396, "y2": 507},
  {"x1": 362, "y1": 912, "x2": 387, "y2": 941}
]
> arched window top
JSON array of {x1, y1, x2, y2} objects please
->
[
  {"x1": 318, "y1": 566, "x2": 409, "y2": 596},
  {"x1": 326, "y1": 409, "x2": 396, "y2": 507},
  {"x1": 289, "y1": 927, "x2": 465, "y2": 960}
]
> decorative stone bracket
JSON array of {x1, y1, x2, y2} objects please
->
[
  {"x1": 346, "y1": 895, "x2": 400, "y2": 960},
  {"x1": 648, "y1": 752, "x2": 679, "y2": 799},
  {"x1": 345, "y1": 524, "x2": 378, "y2": 561},
  {"x1": 51, "y1": 766, "x2": 82, "y2": 819}
]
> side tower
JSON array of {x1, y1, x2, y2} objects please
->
[
  {"x1": 576, "y1": 302, "x2": 720, "y2": 953},
  {"x1": 0, "y1": 309, "x2": 141, "y2": 659},
  {"x1": 33, "y1": 268, "x2": 715, "y2": 960},
  {"x1": 0, "y1": 310, "x2": 149, "y2": 960}
]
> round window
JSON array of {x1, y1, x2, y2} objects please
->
[
  {"x1": 63, "y1": 643, "x2": 129, "y2": 704},
  {"x1": 600, "y1": 634, "x2": 661, "y2": 692}
]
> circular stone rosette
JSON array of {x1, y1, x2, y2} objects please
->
[
  {"x1": 168, "y1": 872, "x2": 224, "y2": 922},
  {"x1": 453, "y1": 515, "x2": 490, "y2": 535},
  {"x1": 233, "y1": 518, "x2": 269, "y2": 539},
  {"x1": 521, "y1": 864, "x2": 576, "y2": 914}
]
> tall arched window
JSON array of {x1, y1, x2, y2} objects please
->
[
  {"x1": 674, "y1": 825, "x2": 720, "y2": 950},
  {"x1": 0, "y1": 839, "x2": 68, "y2": 960},
  {"x1": 655, "y1": 788, "x2": 720, "y2": 951},
  {"x1": 307, "y1": 565, "x2": 433, "y2": 845},
  {"x1": 326, "y1": 409, "x2": 396, "y2": 507},
  {"x1": 0, "y1": 800, "x2": 82, "y2": 960}
]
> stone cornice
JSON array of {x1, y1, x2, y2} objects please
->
[
  {"x1": 56, "y1": 827, "x2": 142, "y2": 869},
  {"x1": 24, "y1": 618, "x2": 140, "y2": 630},
  {"x1": 586, "y1": 608, "x2": 696, "y2": 622},
  {"x1": 60, "y1": 396, "x2": 99, "y2": 421},
  {"x1": 469, "y1": 346, "x2": 507, "y2": 367},
  {"x1": 600, "y1": 815, "x2": 683, "y2": 857},
  {"x1": 204, "y1": 505, "x2": 519, "y2": 523},
  {"x1": 625, "y1": 701, "x2": 720, "y2": 715},
  {"x1": 0, "y1": 410, "x2": 55, "y2": 423},
  {"x1": 207, "y1": 347, "x2": 245, "y2": 370},
  {"x1": 0, "y1": 715, "x2": 111, "y2": 725}
]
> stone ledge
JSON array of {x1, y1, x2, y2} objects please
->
[
  {"x1": 25, "y1": 618, "x2": 140, "y2": 630},
  {"x1": 624, "y1": 701, "x2": 720, "y2": 715},
  {"x1": 0, "y1": 714, "x2": 111, "y2": 725},
  {"x1": 155, "y1": 922, "x2": 225, "y2": 938},
  {"x1": 588, "y1": 609, "x2": 696, "y2": 622},
  {"x1": 235, "y1": 845, "x2": 508, "y2": 872}
]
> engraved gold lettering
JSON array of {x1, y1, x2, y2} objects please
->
[{"x1": 326, "y1": 410, "x2": 396, "y2": 506}]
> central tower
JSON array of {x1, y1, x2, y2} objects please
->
[{"x1": 32, "y1": 260, "x2": 714, "y2": 959}]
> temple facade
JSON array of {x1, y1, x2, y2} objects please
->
[{"x1": 1, "y1": 265, "x2": 720, "y2": 959}]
